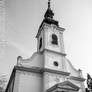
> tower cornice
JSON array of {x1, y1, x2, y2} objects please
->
[
  {"x1": 36, "y1": 22, "x2": 65, "y2": 38},
  {"x1": 41, "y1": 48, "x2": 66, "y2": 56}
]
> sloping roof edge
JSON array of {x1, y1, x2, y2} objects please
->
[
  {"x1": 5, "y1": 66, "x2": 16, "y2": 92},
  {"x1": 46, "y1": 81, "x2": 80, "y2": 92}
]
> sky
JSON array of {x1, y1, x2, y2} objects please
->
[{"x1": 0, "y1": 0, "x2": 92, "y2": 87}]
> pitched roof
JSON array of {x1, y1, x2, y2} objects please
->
[{"x1": 46, "y1": 81, "x2": 80, "y2": 92}]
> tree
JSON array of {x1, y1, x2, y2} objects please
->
[{"x1": 0, "y1": 75, "x2": 7, "y2": 92}]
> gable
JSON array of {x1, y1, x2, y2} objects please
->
[
  {"x1": 58, "y1": 81, "x2": 79, "y2": 90},
  {"x1": 46, "y1": 81, "x2": 80, "y2": 92},
  {"x1": 58, "y1": 85, "x2": 76, "y2": 90}
]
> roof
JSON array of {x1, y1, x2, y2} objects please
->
[{"x1": 46, "y1": 81, "x2": 80, "y2": 92}]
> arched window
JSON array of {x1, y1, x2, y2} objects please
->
[
  {"x1": 51, "y1": 34, "x2": 58, "y2": 45},
  {"x1": 39, "y1": 38, "x2": 42, "y2": 49}
]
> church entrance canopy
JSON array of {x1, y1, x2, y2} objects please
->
[{"x1": 46, "y1": 81, "x2": 80, "y2": 92}]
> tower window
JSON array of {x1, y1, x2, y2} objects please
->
[
  {"x1": 39, "y1": 38, "x2": 42, "y2": 49},
  {"x1": 51, "y1": 34, "x2": 58, "y2": 45}
]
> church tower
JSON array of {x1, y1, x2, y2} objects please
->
[
  {"x1": 36, "y1": 1, "x2": 69, "y2": 91},
  {"x1": 36, "y1": 0, "x2": 66, "y2": 71},
  {"x1": 37, "y1": 0, "x2": 65, "y2": 54},
  {"x1": 5, "y1": 0, "x2": 85, "y2": 92}
]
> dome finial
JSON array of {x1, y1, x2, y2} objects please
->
[
  {"x1": 44, "y1": 0, "x2": 54, "y2": 19},
  {"x1": 48, "y1": 0, "x2": 51, "y2": 9}
]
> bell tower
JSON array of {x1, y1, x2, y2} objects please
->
[
  {"x1": 36, "y1": 0, "x2": 65, "y2": 55},
  {"x1": 36, "y1": 0, "x2": 69, "y2": 91},
  {"x1": 36, "y1": 0, "x2": 66, "y2": 70}
]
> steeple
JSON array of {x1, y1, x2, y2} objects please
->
[
  {"x1": 38, "y1": 0, "x2": 59, "y2": 30},
  {"x1": 44, "y1": 0, "x2": 54, "y2": 19},
  {"x1": 48, "y1": 0, "x2": 51, "y2": 9},
  {"x1": 36, "y1": 0, "x2": 65, "y2": 54}
]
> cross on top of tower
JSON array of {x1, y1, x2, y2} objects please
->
[
  {"x1": 48, "y1": 0, "x2": 51, "y2": 9},
  {"x1": 44, "y1": 0, "x2": 54, "y2": 19}
]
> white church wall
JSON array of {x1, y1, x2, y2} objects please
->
[
  {"x1": 43, "y1": 72, "x2": 66, "y2": 91},
  {"x1": 13, "y1": 70, "x2": 43, "y2": 92},
  {"x1": 64, "y1": 57, "x2": 81, "y2": 77},
  {"x1": 44, "y1": 50, "x2": 65, "y2": 71},
  {"x1": 17, "y1": 52, "x2": 44, "y2": 68}
]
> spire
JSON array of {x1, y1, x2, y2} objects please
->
[
  {"x1": 38, "y1": 0, "x2": 59, "y2": 30},
  {"x1": 48, "y1": 0, "x2": 51, "y2": 9},
  {"x1": 36, "y1": 0, "x2": 59, "y2": 37},
  {"x1": 44, "y1": 0, "x2": 54, "y2": 19}
]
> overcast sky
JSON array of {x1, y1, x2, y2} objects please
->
[{"x1": 0, "y1": 0, "x2": 92, "y2": 86}]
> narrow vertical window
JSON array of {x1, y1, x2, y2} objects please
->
[
  {"x1": 39, "y1": 38, "x2": 42, "y2": 49},
  {"x1": 51, "y1": 34, "x2": 58, "y2": 45}
]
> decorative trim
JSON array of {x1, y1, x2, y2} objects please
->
[
  {"x1": 69, "y1": 76, "x2": 85, "y2": 82},
  {"x1": 15, "y1": 66, "x2": 42, "y2": 73},
  {"x1": 15, "y1": 66, "x2": 70, "y2": 76},
  {"x1": 43, "y1": 68, "x2": 70, "y2": 76},
  {"x1": 46, "y1": 81, "x2": 80, "y2": 92},
  {"x1": 36, "y1": 22, "x2": 65, "y2": 38},
  {"x1": 42, "y1": 48, "x2": 67, "y2": 56},
  {"x1": 43, "y1": 23, "x2": 65, "y2": 32}
]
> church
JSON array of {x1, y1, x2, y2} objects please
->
[{"x1": 5, "y1": 0, "x2": 85, "y2": 92}]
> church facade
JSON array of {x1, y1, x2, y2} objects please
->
[{"x1": 5, "y1": 1, "x2": 85, "y2": 92}]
